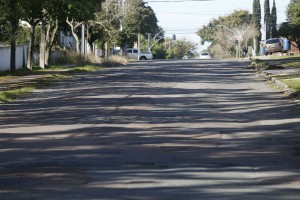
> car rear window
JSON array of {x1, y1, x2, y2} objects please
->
[
  {"x1": 201, "y1": 53, "x2": 209, "y2": 56},
  {"x1": 266, "y1": 39, "x2": 280, "y2": 44}
]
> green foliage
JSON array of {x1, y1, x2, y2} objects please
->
[
  {"x1": 124, "y1": 0, "x2": 158, "y2": 35},
  {"x1": 264, "y1": 0, "x2": 271, "y2": 39},
  {"x1": 152, "y1": 44, "x2": 167, "y2": 59},
  {"x1": 270, "y1": 0, "x2": 278, "y2": 38},
  {"x1": 249, "y1": 58, "x2": 269, "y2": 72},
  {"x1": 166, "y1": 39, "x2": 198, "y2": 59},
  {"x1": 0, "y1": 87, "x2": 34, "y2": 103},
  {"x1": 276, "y1": 74, "x2": 300, "y2": 92},
  {"x1": 250, "y1": 59, "x2": 268, "y2": 67},
  {"x1": 65, "y1": 0, "x2": 100, "y2": 22},
  {"x1": 287, "y1": 1, "x2": 300, "y2": 24},
  {"x1": 0, "y1": 24, "x2": 30, "y2": 45},
  {"x1": 166, "y1": 49, "x2": 178, "y2": 59},
  {"x1": 252, "y1": 0, "x2": 262, "y2": 31},
  {"x1": 252, "y1": 0, "x2": 262, "y2": 53},
  {"x1": 278, "y1": 22, "x2": 300, "y2": 51}
]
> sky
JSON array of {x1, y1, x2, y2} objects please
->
[{"x1": 147, "y1": 0, "x2": 291, "y2": 51}]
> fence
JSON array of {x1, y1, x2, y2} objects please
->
[{"x1": 0, "y1": 45, "x2": 28, "y2": 72}]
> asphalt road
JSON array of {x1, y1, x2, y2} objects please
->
[{"x1": 1, "y1": 59, "x2": 300, "y2": 199}]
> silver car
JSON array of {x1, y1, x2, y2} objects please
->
[{"x1": 265, "y1": 38, "x2": 283, "y2": 55}]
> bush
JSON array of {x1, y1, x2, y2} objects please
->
[
  {"x1": 51, "y1": 51, "x2": 87, "y2": 66},
  {"x1": 249, "y1": 59, "x2": 268, "y2": 72},
  {"x1": 101, "y1": 56, "x2": 127, "y2": 67}
]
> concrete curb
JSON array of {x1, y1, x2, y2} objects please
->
[{"x1": 259, "y1": 71, "x2": 299, "y2": 98}]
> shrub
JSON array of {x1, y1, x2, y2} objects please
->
[
  {"x1": 101, "y1": 56, "x2": 127, "y2": 67},
  {"x1": 249, "y1": 59, "x2": 269, "y2": 72},
  {"x1": 51, "y1": 51, "x2": 87, "y2": 66}
]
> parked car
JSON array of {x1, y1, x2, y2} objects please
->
[
  {"x1": 199, "y1": 52, "x2": 212, "y2": 59},
  {"x1": 265, "y1": 38, "x2": 283, "y2": 55},
  {"x1": 126, "y1": 48, "x2": 153, "y2": 60}
]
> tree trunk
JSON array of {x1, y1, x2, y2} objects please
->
[
  {"x1": 27, "y1": 24, "x2": 36, "y2": 70},
  {"x1": 66, "y1": 18, "x2": 82, "y2": 54},
  {"x1": 10, "y1": 39, "x2": 16, "y2": 72},
  {"x1": 45, "y1": 19, "x2": 59, "y2": 67},
  {"x1": 39, "y1": 21, "x2": 46, "y2": 69},
  {"x1": 88, "y1": 42, "x2": 94, "y2": 55}
]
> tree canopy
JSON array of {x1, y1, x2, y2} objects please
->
[
  {"x1": 197, "y1": 10, "x2": 252, "y2": 45},
  {"x1": 278, "y1": 1, "x2": 300, "y2": 50}
]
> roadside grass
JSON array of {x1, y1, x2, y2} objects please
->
[
  {"x1": 282, "y1": 61, "x2": 300, "y2": 68},
  {"x1": 275, "y1": 75, "x2": 300, "y2": 91},
  {"x1": 0, "y1": 74, "x2": 70, "y2": 103},
  {"x1": 68, "y1": 65, "x2": 102, "y2": 73},
  {"x1": 0, "y1": 55, "x2": 127, "y2": 103},
  {"x1": 265, "y1": 53, "x2": 300, "y2": 60},
  {"x1": 0, "y1": 67, "x2": 41, "y2": 77},
  {"x1": 0, "y1": 87, "x2": 34, "y2": 103}
]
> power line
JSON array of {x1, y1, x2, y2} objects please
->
[
  {"x1": 155, "y1": 10, "x2": 285, "y2": 16},
  {"x1": 146, "y1": 0, "x2": 213, "y2": 2}
]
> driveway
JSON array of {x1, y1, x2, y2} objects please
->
[{"x1": 1, "y1": 59, "x2": 300, "y2": 199}]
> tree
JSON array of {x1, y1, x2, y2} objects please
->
[
  {"x1": 264, "y1": 0, "x2": 271, "y2": 39},
  {"x1": 151, "y1": 44, "x2": 167, "y2": 59},
  {"x1": 197, "y1": 10, "x2": 252, "y2": 45},
  {"x1": 65, "y1": 0, "x2": 100, "y2": 53},
  {"x1": 197, "y1": 10, "x2": 254, "y2": 58},
  {"x1": 22, "y1": 0, "x2": 45, "y2": 69},
  {"x1": 287, "y1": 0, "x2": 300, "y2": 24},
  {"x1": 278, "y1": 1, "x2": 300, "y2": 51},
  {"x1": 0, "y1": 0, "x2": 24, "y2": 72},
  {"x1": 93, "y1": 0, "x2": 158, "y2": 55},
  {"x1": 93, "y1": 0, "x2": 123, "y2": 56},
  {"x1": 210, "y1": 24, "x2": 259, "y2": 58},
  {"x1": 252, "y1": 0, "x2": 262, "y2": 54},
  {"x1": 270, "y1": 0, "x2": 278, "y2": 38},
  {"x1": 166, "y1": 39, "x2": 197, "y2": 59},
  {"x1": 123, "y1": 0, "x2": 158, "y2": 47}
]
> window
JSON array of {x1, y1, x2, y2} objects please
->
[
  {"x1": 266, "y1": 39, "x2": 280, "y2": 44},
  {"x1": 133, "y1": 50, "x2": 138, "y2": 53}
]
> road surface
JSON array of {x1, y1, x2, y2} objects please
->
[{"x1": 1, "y1": 59, "x2": 300, "y2": 199}]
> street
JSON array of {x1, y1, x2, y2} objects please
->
[{"x1": 1, "y1": 59, "x2": 300, "y2": 199}]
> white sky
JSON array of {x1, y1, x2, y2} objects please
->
[{"x1": 147, "y1": 0, "x2": 290, "y2": 51}]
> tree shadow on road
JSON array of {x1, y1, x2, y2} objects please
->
[{"x1": 1, "y1": 60, "x2": 300, "y2": 199}]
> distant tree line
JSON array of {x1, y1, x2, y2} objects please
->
[
  {"x1": 196, "y1": 0, "x2": 300, "y2": 58},
  {"x1": 0, "y1": 0, "x2": 159, "y2": 72}
]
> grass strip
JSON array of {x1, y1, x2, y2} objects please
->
[
  {"x1": 68, "y1": 65, "x2": 102, "y2": 73},
  {"x1": 282, "y1": 61, "x2": 300, "y2": 68},
  {"x1": 0, "y1": 74, "x2": 70, "y2": 103},
  {"x1": 0, "y1": 87, "x2": 34, "y2": 103},
  {"x1": 0, "y1": 64, "x2": 102, "y2": 103},
  {"x1": 275, "y1": 75, "x2": 300, "y2": 91}
]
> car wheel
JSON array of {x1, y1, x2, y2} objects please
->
[{"x1": 139, "y1": 56, "x2": 147, "y2": 60}]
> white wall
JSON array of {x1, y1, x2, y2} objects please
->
[{"x1": 0, "y1": 45, "x2": 28, "y2": 71}]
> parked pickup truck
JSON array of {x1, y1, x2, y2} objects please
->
[{"x1": 126, "y1": 48, "x2": 153, "y2": 60}]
